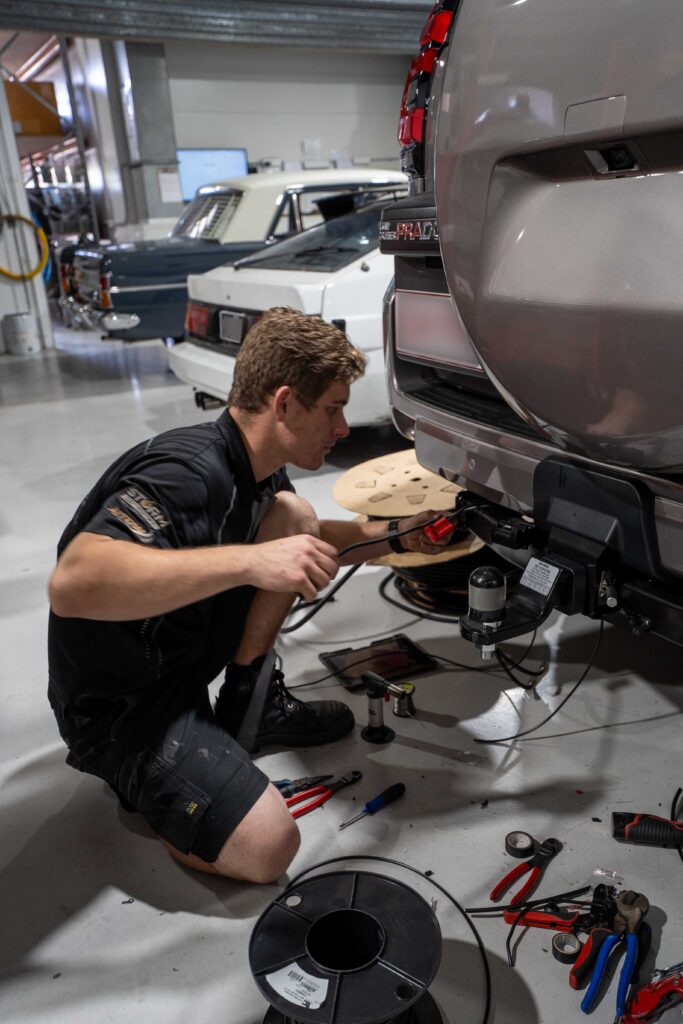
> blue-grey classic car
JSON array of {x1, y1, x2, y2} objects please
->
[{"x1": 58, "y1": 168, "x2": 406, "y2": 343}]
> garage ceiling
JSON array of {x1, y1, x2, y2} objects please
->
[
  {"x1": 0, "y1": 1, "x2": 433, "y2": 52},
  {"x1": 0, "y1": 31, "x2": 55, "y2": 76}
]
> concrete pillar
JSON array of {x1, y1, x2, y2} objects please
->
[{"x1": 113, "y1": 42, "x2": 184, "y2": 223}]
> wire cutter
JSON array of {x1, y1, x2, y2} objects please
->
[
  {"x1": 624, "y1": 960, "x2": 683, "y2": 1023},
  {"x1": 580, "y1": 889, "x2": 649, "y2": 1017},
  {"x1": 272, "y1": 775, "x2": 333, "y2": 799},
  {"x1": 501, "y1": 883, "x2": 617, "y2": 937},
  {"x1": 490, "y1": 837, "x2": 562, "y2": 904},
  {"x1": 286, "y1": 770, "x2": 362, "y2": 819}
]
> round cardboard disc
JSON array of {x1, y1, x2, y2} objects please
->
[
  {"x1": 333, "y1": 448, "x2": 462, "y2": 517},
  {"x1": 370, "y1": 533, "x2": 484, "y2": 568}
]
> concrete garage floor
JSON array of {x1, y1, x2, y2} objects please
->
[{"x1": 1, "y1": 323, "x2": 682, "y2": 1024}]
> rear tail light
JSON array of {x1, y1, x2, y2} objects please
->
[
  {"x1": 185, "y1": 301, "x2": 210, "y2": 337},
  {"x1": 99, "y1": 273, "x2": 113, "y2": 310},
  {"x1": 59, "y1": 260, "x2": 72, "y2": 295},
  {"x1": 420, "y1": 9, "x2": 453, "y2": 46},
  {"x1": 398, "y1": 0, "x2": 457, "y2": 178}
]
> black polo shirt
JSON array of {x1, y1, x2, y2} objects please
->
[{"x1": 48, "y1": 411, "x2": 293, "y2": 740}]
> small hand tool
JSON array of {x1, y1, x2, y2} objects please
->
[
  {"x1": 623, "y1": 961, "x2": 683, "y2": 1023},
  {"x1": 286, "y1": 771, "x2": 362, "y2": 819},
  {"x1": 338, "y1": 782, "x2": 406, "y2": 830},
  {"x1": 580, "y1": 890, "x2": 649, "y2": 1017},
  {"x1": 568, "y1": 887, "x2": 620, "y2": 990},
  {"x1": 273, "y1": 775, "x2": 333, "y2": 799},
  {"x1": 612, "y1": 811, "x2": 683, "y2": 848},
  {"x1": 490, "y1": 837, "x2": 562, "y2": 904},
  {"x1": 502, "y1": 883, "x2": 616, "y2": 938}
]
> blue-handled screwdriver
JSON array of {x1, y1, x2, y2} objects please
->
[{"x1": 338, "y1": 783, "x2": 406, "y2": 830}]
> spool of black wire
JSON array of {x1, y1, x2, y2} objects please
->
[
  {"x1": 249, "y1": 870, "x2": 443, "y2": 1023},
  {"x1": 389, "y1": 549, "x2": 514, "y2": 618}
]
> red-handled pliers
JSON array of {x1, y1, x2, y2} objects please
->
[
  {"x1": 489, "y1": 837, "x2": 562, "y2": 904},
  {"x1": 286, "y1": 770, "x2": 362, "y2": 819}
]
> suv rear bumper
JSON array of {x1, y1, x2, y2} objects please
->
[{"x1": 386, "y1": 311, "x2": 683, "y2": 582}]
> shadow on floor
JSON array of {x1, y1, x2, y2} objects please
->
[{"x1": 0, "y1": 746, "x2": 276, "y2": 984}]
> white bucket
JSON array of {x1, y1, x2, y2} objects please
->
[{"x1": 3, "y1": 312, "x2": 42, "y2": 355}]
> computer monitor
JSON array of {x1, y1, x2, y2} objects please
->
[{"x1": 176, "y1": 148, "x2": 248, "y2": 202}]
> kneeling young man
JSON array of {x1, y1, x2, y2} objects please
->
[{"x1": 48, "y1": 308, "x2": 445, "y2": 883}]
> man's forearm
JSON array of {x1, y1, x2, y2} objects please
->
[{"x1": 49, "y1": 532, "x2": 255, "y2": 621}]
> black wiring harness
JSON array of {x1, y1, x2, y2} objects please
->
[{"x1": 281, "y1": 510, "x2": 605, "y2": 742}]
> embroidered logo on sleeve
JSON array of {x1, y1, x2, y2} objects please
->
[
  {"x1": 106, "y1": 505, "x2": 154, "y2": 542},
  {"x1": 106, "y1": 486, "x2": 171, "y2": 543},
  {"x1": 121, "y1": 487, "x2": 170, "y2": 530}
]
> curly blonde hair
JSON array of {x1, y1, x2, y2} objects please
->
[{"x1": 228, "y1": 307, "x2": 366, "y2": 411}]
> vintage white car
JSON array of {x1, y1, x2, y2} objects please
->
[
  {"x1": 60, "y1": 168, "x2": 406, "y2": 343},
  {"x1": 168, "y1": 194, "x2": 406, "y2": 427}
]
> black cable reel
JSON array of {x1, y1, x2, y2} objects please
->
[{"x1": 249, "y1": 870, "x2": 444, "y2": 1023}]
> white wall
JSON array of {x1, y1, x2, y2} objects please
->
[{"x1": 165, "y1": 42, "x2": 406, "y2": 167}]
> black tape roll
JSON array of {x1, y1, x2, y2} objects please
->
[
  {"x1": 505, "y1": 831, "x2": 536, "y2": 858},
  {"x1": 552, "y1": 932, "x2": 582, "y2": 964}
]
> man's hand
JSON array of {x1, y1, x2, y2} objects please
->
[
  {"x1": 248, "y1": 535, "x2": 339, "y2": 600},
  {"x1": 394, "y1": 509, "x2": 453, "y2": 556}
]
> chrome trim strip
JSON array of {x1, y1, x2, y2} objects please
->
[{"x1": 109, "y1": 282, "x2": 186, "y2": 294}]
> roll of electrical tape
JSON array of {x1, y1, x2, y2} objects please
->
[
  {"x1": 552, "y1": 932, "x2": 582, "y2": 964},
  {"x1": 505, "y1": 831, "x2": 536, "y2": 858}
]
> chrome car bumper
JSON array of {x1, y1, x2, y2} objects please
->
[
  {"x1": 387, "y1": 339, "x2": 683, "y2": 581},
  {"x1": 59, "y1": 295, "x2": 140, "y2": 333}
]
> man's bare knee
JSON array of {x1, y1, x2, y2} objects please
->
[
  {"x1": 164, "y1": 786, "x2": 300, "y2": 882},
  {"x1": 212, "y1": 784, "x2": 301, "y2": 883},
  {"x1": 257, "y1": 491, "x2": 319, "y2": 543}
]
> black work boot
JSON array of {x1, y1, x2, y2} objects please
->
[{"x1": 215, "y1": 663, "x2": 355, "y2": 751}]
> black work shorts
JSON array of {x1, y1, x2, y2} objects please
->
[
  {"x1": 51, "y1": 587, "x2": 268, "y2": 863},
  {"x1": 114, "y1": 691, "x2": 269, "y2": 863}
]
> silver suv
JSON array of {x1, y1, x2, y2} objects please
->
[{"x1": 381, "y1": 0, "x2": 683, "y2": 648}]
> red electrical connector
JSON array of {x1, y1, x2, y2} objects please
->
[{"x1": 423, "y1": 516, "x2": 455, "y2": 544}]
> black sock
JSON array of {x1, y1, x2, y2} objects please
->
[{"x1": 227, "y1": 655, "x2": 267, "y2": 698}]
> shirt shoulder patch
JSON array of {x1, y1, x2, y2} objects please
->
[
  {"x1": 120, "y1": 486, "x2": 170, "y2": 531},
  {"x1": 105, "y1": 505, "x2": 154, "y2": 543}
]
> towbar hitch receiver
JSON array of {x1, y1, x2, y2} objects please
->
[{"x1": 459, "y1": 556, "x2": 580, "y2": 658}]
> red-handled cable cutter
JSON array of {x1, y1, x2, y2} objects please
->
[
  {"x1": 501, "y1": 883, "x2": 616, "y2": 935},
  {"x1": 285, "y1": 770, "x2": 362, "y2": 819},
  {"x1": 490, "y1": 837, "x2": 562, "y2": 904}
]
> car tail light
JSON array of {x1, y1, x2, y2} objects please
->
[
  {"x1": 420, "y1": 9, "x2": 453, "y2": 46},
  {"x1": 398, "y1": 0, "x2": 458, "y2": 179},
  {"x1": 59, "y1": 260, "x2": 72, "y2": 295},
  {"x1": 185, "y1": 301, "x2": 210, "y2": 337},
  {"x1": 99, "y1": 273, "x2": 113, "y2": 310}
]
